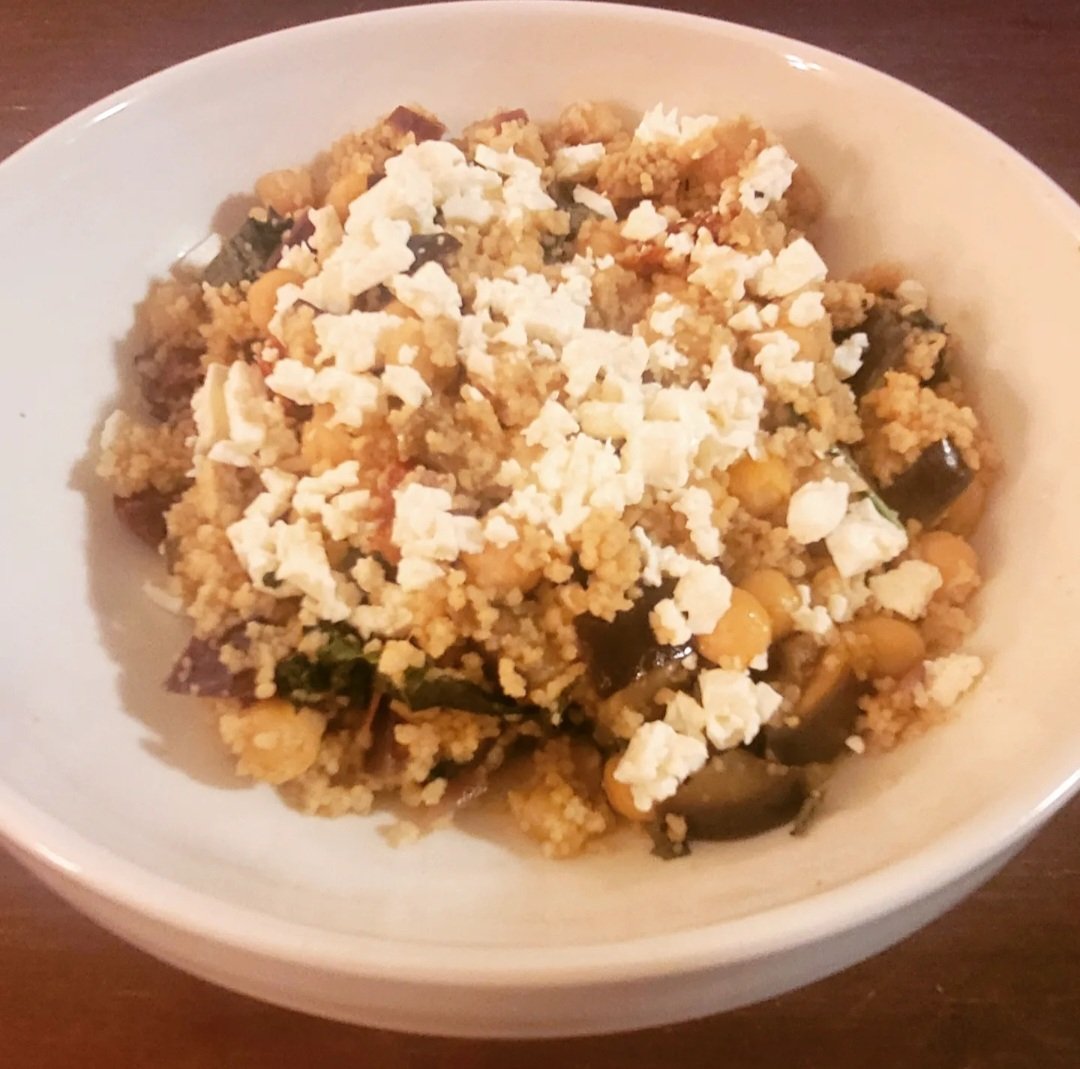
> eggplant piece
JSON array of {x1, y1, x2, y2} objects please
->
[
  {"x1": 203, "y1": 210, "x2": 292, "y2": 287},
  {"x1": 113, "y1": 487, "x2": 178, "y2": 548},
  {"x1": 166, "y1": 635, "x2": 254, "y2": 701},
  {"x1": 660, "y1": 749, "x2": 806, "y2": 840},
  {"x1": 847, "y1": 303, "x2": 945, "y2": 397},
  {"x1": 765, "y1": 650, "x2": 861, "y2": 765},
  {"x1": 386, "y1": 105, "x2": 447, "y2": 143},
  {"x1": 575, "y1": 584, "x2": 695, "y2": 699},
  {"x1": 880, "y1": 437, "x2": 973, "y2": 525}
]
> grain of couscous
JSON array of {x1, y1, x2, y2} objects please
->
[{"x1": 97, "y1": 102, "x2": 996, "y2": 857}]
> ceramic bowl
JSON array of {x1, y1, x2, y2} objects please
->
[{"x1": 1, "y1": 0, "x2": 1078, "y2": 1038}]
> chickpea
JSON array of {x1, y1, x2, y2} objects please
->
[
  {"x1": 602, "y1": 755, "x2": 652, "y2": 822},
  {"x1": 248, "y1": 268, "x2": 304, "y2": 332},
  {"x1": 727, "y1": 454, "x2": 794, "y2": 521},
  {"x1": 939, "y1": 478, "x2": 988, "y2": 537},
  {"x1": 460, "y1": 539, "x2": 543, "y2": 596},
  {"x1": 916, "y1": 530, "x2": 980, "y2": 595},
  {"x1": 810, "y1": 565, "x2": 845, "y2": 607},
  {"x1": 697, "y1": 587, "x2": 773, "y2": 668},
  {"x1": 740, "y1": 568, "x2": 800, "y2": 639},
  {"x1": 844, "y1": 615, "x2": 925, "y2": 679},
  {"x1": 254, "y1": 167, "x2": 314, "y2": 215},
  {"x1": 325, "y1": 169, "x2": 372, "y2": 223}
]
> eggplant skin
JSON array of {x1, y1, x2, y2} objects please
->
[
  {"x1": 880, "y1": 437, "x2": 973, "y2": 525},
  {"x1": 575, "y1": 584, "x2": 694, "y2": 698},
  {"x1": 661, "y1": 750, "x2": 806, "y2": 840},
  {"x1": 765, "y1": 653, "x2": 862, "y2": 765}
]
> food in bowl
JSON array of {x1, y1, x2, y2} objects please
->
[{"x1": 96, "y1": 101, "x2": 995, "y2": 857}]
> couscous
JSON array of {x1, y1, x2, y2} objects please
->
[{"x1": 96, "y1": 103, "x2": 995, "y2": 857}]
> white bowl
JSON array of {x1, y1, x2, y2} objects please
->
[{"x1": 1, "y1": 0, "x2": 1078, "y2": 1038}]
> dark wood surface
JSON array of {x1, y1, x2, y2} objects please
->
[{"x1": 1, "y1": 1, "x2": 1077, "y2": 1065}]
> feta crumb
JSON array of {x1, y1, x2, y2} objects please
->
[
  {"x1": 672, "y1": 487, "x2": 723, "y2": 560},
  {"x1": 845, "y1": 735, "x2": 866, "y2": 755},
  {"x1": 313, "y1": 310, "x2": 401, "y2": 372},
  {"x1": 621, "y1": 199, "x2": 668, "y2": 242},
  {"x1": 650, "y1": 597, "x2": 692, "y2": 646},
  {"x1": 825, "y1": 498, "x2": 909, "y2": 578},
  {"x1": 728, "y1": 303, "x2": 763, "y2": 332},
  {"x1": 383, "y1": 364, "x2": 432, "y2": 409},
  {"x1": 634, "y1": 104, "x2": 719, "y2": 155},
  {"x1": 275, "y1": 242, "x2": 319, "y2": 278},
  {"x1": 664, "y1": 669, "x2": 783, "y2": 750},
  {"x1": 664, "y1": 231, "x2": 694, "y2": 258},
  {"x1": 552, "y1": 142, "x2": 606, "y2": 181},
  {"x1": 673, "y1": 561, "x2": 733, "y2": 635},
  {"x1": 760, "y1": 303, "x2": 780, "y2": 327},
  {"x1": 613, "y1": 721, "x2": 709, "y2": 812},
  {"x1": 868, "y1": 560, "x2": 943, "y2": 620},
  {"x1": 396, "y1": 558, "x2": 446, "y2": 591},
  {"x1": 786, "y1": 478, "x2": 850, "y2": 544},
  {"x1": 739, "y1": 145, "x2": 797, "y2": 215},
  {"x1": 483, "y1": 514, "x2": 519, "y2": 548},
  {"x1": 787, "y1": 290, "x2": 826, "y2": 327},
  {"x1": 690, "y1": 241, "x2": 773, "y2": 302},
  {"x1": 389, "y1": 261, "x2": 462, "y2": 321},
  {"x1": 917, "y1": 654, "x2": 984, "y2": 709},
  {"x1": 648, "y1": 295, "x2": 688, "y2": 337},
  {"x1": 790, "y1": 584, "x2": 833, "y2": 636},
  {"x1": 753, "y1": 237, "x2": 828, "y2": 298},
  {"x1": 391, "y1": 483, "x2": 482, "y2": 563},
  {"x1": 833, "y1": 332, "x2": 869, "y2": 379},
  {"x1": 752, "y1": 330, "x2": 814, "y2": 387},
  {"x1": 572, "y1": 185, "x2": 617, "y2": 221}
]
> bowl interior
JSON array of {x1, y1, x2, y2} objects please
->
[{"x1": 1, "y1": 1, "x2": 1078, "y2": 962}]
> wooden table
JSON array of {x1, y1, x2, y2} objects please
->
[{"x1": 1, "y1": 1, "x2": 1077, "y2": 1064}]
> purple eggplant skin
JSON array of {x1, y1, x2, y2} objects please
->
[{"x1": 880, "y1": 437, "x2": 973, "y2": 525}]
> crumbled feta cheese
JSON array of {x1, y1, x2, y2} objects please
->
[
  {"x1": 275, "y1": 242, "x2": 319, "y2": 278},
  {"x1": 308, "y1": 205, "x2": 344, "y2": 257},
  {"x1": 552, "y1": 142, "x2": 605, "y2": 181},
  {"x1": 561, "y1": 329, "x2": 649, "y2": 399},
  {"x1": 825, "y1": 498, "x2": 909, "y2": 578},
  {"x1": 292, "y1": 461, "x2": 368, "y2": 540},
  {"x1": 613, "y1": 721, "x2": 709, "y2": 812},
  {"x1": 728, "y1": 303, "x2": 763, "y2": 332},
  {"x1": 664, "y1": 231, "x2": 694, "y2": 258},
  {"x1": 790, "y1": 584, "x2": 833, "y2": 636},
  {"x1": 572, "y1": 185, "x2": 616, "y2": 221},
  {"x1": 833, "y1": 332, "x2": 869, "y2": 379},
  {"x1": 917, "y1": 654, "x2": 984, "y2": 709},
  {"x1": 391, "y1": 483, "x2": 482, "y2": 563},
  {"x1": 845, "y1": 735, "x2": 866, "y2": 755},
  {"x1": 786, "y1": 478, "x2": 850, "y2": 544},
  {"x1": 752, "y1": 330, "x2": 814, "y2": 387},
  {"x1": 634, "y1": 104, "x2": 719, "y2": 155},
  {"x1": 313, "y1": 311, "x2": 401, "y2": 371},
  {"x1": 475, "y1": 268, "x2": 588, "y2": 346},
  {"x1": 389, "y1": 261, "x2": 462, "y2": 321},
  {"x1": 396, "y1": 558, "x2": 446, "y2": 591},
  {"x1": 690, "y1": 241, "x2": 773, "y2": 302},
  {"x1": 760, "y1": 303, "x2": 780, "y2": 327},
  {"x1": 647, "y1": 294, "x2": 688, "y2": 337},
  {"x1": 310, "y1": 367, "x2": 382, "y2": 428},
  {"x1": 739, "y1": 145, "x2": 797, "y2": 215},
  {"x1": 650, "y1": 597, "x2": 692, "y2": 646},
  {"x1": 673, "y1": 561, "x2": 733, "y2": 635},
  {"x1": 753, "y1": 237, "x2": 828, "y2": 298},
  {"x1": 787, "y1": 290, "x2": 825, "y2": 327},
  {"x1": 308, "y1": 218, "x2": 416, "y2": 311},
  {"x1": 672, "y1": 486, "x2": 723, "y2": 560},
  {"x1": 483, "y1": 514, "x2": 519, "y2": 548},
  {"x1": 621, "y1": 199, "x2": 668, "y2": 241},
  {"x1": 664, "y1": 669, "x2": 783, "y2": 750},
  {"x1": 868, "y1": 560, "x2": 942, "y2": 620},
  {"x1": 191, "y1": 360, "x2": 285, "y2": 468},
  {"x1": 523, "y1": 398, "x2": 580, "y2": 450},
  {"x1": 383, "y1": 364, "x2": 432, "y2": 409}
]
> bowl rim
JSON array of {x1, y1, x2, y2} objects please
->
[{"x1": 1, "y1": 0, "x2": 1079, "y2": 988}]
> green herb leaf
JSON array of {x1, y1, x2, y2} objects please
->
[{"x1": 400, "y1": 667, "x2": 523, "y2": 717}]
